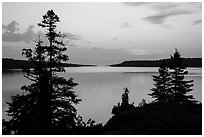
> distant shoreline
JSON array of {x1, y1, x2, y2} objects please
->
[
  {"x1": 109, "y1": 58, "x2": 202, "y2": 68},
  {"x1": 2, "y1": 58, "x2": 96, "y2": 70},
  {"x1": 2, "y1": 58, "x2": 202, "y2": 70}
]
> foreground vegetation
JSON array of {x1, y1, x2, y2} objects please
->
[{"x1": 104, "y1": 102, "x2": 201, "y2": 135}]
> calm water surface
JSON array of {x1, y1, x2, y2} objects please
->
[{"x1": 2, "y1": 67, "x2": 202, "y2": 124}]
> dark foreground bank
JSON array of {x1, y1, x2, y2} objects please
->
[{"x1": 103, "y1": 102, "x2": 202, "y2": 135}]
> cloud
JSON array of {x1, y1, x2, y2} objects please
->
[
  {"x1": 150, "y1": 3, "x2": 178, "y2": 11},
  {"x1": 2, "y1": 21, "x2": 81, "y2": 44},
  {"x1": 86, "y1": 41, "x2": 91, "y2": 44},
  {"x1": 64, "y1": 33, "x2": 81, "y2": 41},
  {"x1": 193, "y1": 20, "x2": 202, "y2": 25},
  {"x1": 144, "y1": 10, "x2": 192, "y2": 24},
  {"x1": 199, "y1": 4, "x2": 202, "y2": 9},
  {"x1": 2, "y1": 20, "x2": 19, "y2": 33},
  {"x1": 121, "y1": 22, "x2": 134, "y2": 28},
  {"x1": 128, "y1": 49, "x2": 161, "y2": 55},
  {"x1": 124, "y1": 2, "x2": 178, "y2": 9},
  {"x1": 124, "y1": 2, "x2": 148, "y2": 6},
  {"x1": 112, "y1": 37, "x2": 118, "y2": 41},
  {"x1": 188, "y1": 2, "x2": 202, "y2": 9},
  {"x1": 2, "y1": 32, "x2": 23, "y2": 42},
  {"x1": 2, "y1": 21, "x2": 42, "y2": 43},
  {"x1": 125, "y1": 3, "x2": 197, "y2": 25},
  {"x1": 2, "y1": 24, "x2": 7, "y2": 30},
  {"x1": 2, "y1": 25, "x2": 43, "y2": 43},
  {"x1": 66, "y1": 43, "x2": 79, "y2": 47},
  {"x1": 63, "y1": 33, "x2": 82, "y2": 46}
]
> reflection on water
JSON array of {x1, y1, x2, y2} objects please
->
[{"x1": 2, "y1": 67, "x2": 202, "y2": 123}]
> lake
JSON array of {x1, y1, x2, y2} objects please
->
[{"x1": 2, "y1": 67, "x2": 202, "y2": 124}]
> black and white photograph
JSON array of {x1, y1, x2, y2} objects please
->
[{"x1": 2, "y1": 1, "x2": 202, "y2": 135}]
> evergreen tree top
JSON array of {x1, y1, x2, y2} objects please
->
[{"x1": 38, "y1": 10, "x2": 60, "y2": 28}]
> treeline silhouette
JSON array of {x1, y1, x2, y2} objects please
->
[
  {"x1": 110, "y1": 58, "x2": 202, "y2": 67},
  {"x1": 2, "y1": 58, "x2": 95, "y2": 70},
  {"x1": 3, "y1": 57, "x2": 201, "y2": 70},
  {"x1": 2, "y1": 9, "x2": 201, "y2": 135}
]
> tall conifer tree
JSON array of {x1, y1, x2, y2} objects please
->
[
  {"x1": 149, "y1": 60, "x2": 172, "y2": 102},
  {"x1": 169, "y1": 49, "x2": 195, "y2": 104},
  {"x1": 3, "y1": 10, "x2": 81, "y2": 135},
  {"x1": 149, "y1": 49, "x2": 195, "y2": 104}
]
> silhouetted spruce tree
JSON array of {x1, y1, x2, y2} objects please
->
[
  {"x1": 121, "y1": 87, "x2": 129, "y2": 107},
  {"x1": 169, "y1": 49, "x2": 195, "y2": 104},
  {"x1": 149, "y1": 60, "x2": 173, "y2": 103},
  {"x1": 112, "y1": 88, "x2": 134, "y2": 116},
  {"x1": 3, "y1": 10, "x2": 81, "y2": 135}
]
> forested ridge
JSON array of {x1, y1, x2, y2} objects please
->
[
  {"x1": 2, "y1": 58, "x2": 95, "y2": 70},
  {"x1": 110, "y1": 58, "x2": 202, "y2": 67}
]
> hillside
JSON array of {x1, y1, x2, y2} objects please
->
[
  {"x1": 104, "y1": 103, "x2": 202, "y2": 135},
  {"x1": 110, "y1": 58, "x2": 202, "y2": 67}
]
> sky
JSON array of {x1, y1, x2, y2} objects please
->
[{"x1": 2, "y1": 2, "x2": 202, "y2": 65}]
